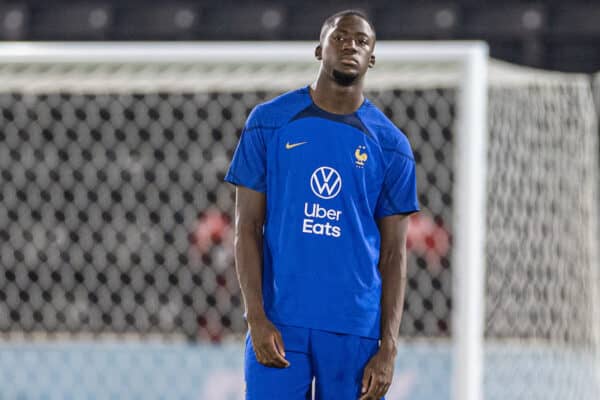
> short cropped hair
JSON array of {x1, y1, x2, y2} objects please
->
[{"x1": 319, "y1": 9, "x2": 376, "y2": 42}]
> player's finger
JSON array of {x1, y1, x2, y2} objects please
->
[
  {"x1": 365, "y1": 382, "x2": 381, "y2": 400},
  {"x1": 256, "y1": 343, "x2": 278, "y2": 367},
  {"x1": 267, "y1": 335, "x2": 290, "y2": 368},
  {"x1": 266, "y1": 351, "x2": 287, "y2": 368},
  {"x1": 360, "y1": 369, "x2": 372, "y2": 394},
  {"x1": 254, "y1": 347, "x2": 267, "y2": 365},
  {"x1": 372, "y1": 379, "x2": 387, "y2": 398},
  {"x1": 359, "y1": 371, "x2": 373, "y2": 399},
  {"x1": 257, "y1": 345, "x2": 276, "y2": 367},
  {"x1": 274, "y1": 330, "x2": 286, "y2": 358},
  {"x1": 361, "y1": 375, "x2": 383, "y2": 400},
  {"x1": 258, "y1": 347, "x2": 280, "y2": 368},
  {"x1": 362, "y1": 386, "x2": 377, "y2": 400},
  {"x1": 378, "y1": 382, "x2": 391, "y2": 397}
]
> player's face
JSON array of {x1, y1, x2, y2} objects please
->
[{"x1": 318, "y1": 15, "x2": 376, "y2": 86}]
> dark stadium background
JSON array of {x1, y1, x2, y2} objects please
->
[{"x1": 0, "y1": 0, "x2": 599, "y2": 72}]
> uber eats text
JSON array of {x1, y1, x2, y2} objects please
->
[{"x1": 302, "y1": 202, "x2": 342, "y2": 238}]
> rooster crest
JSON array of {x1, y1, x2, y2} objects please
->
[{"x1": 355, "y1": 145, "x2": 368, "y2": 167}]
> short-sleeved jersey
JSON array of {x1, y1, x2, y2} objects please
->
[{"x1": 225, "y1": 86, "x2": 419, "y2": 339}]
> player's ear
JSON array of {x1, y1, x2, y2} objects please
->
[
  {"x1": 315, "y1": 45, "x2": 322, "y2": 61},
  {"x1": 368, "y1": 54, "x2": 376, "y2": 68}
]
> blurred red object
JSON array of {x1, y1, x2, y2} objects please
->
[
  {"x1": 407, "y1": 213, "x2": 450, "y2": 270},
  {"x1": 193, "y1": 208, "x2": 232, "y2": 253}
]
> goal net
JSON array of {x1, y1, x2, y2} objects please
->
[
  {"x1": 0, "y1": 43, "x2": 598, "y2": 400},
  {"x1": 484, "y1": 63, "x2": 600, "y2": 400}
]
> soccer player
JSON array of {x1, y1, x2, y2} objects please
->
[{"x1": 224, "y1": 9, "x2": 419, "y2": 400}]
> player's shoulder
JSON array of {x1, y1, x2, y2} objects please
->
[
  {"x1": 246, "y1": 86, "x2": 311, "y2": 130},
  {"x1": 360, "y1": 100, "x2": 414, "y2": 160}
]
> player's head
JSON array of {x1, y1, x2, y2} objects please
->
[{"x1": 315, "y1": 9, "x2": 376, "y2": 87}]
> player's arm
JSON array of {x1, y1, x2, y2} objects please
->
[
  {"x1": 360, "y1": 213, "x2": 410, "y2": 400},
  {"x1": 234, "y1": 185, "x2": 289, "y2": 368},
  {"x1": 377, "y1": 213, "x2": 409, "y2": 355}
]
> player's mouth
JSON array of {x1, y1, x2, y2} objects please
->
[{"x1": 340, "y1": 57, "x2": 359, "y2": 66}]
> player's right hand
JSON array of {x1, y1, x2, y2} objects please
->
[{"x1": 248, "y1": 316, "x2": 290, "y2": 368}]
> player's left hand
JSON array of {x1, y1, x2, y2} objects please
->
[{"x1": 358, "y1": 347, "x2": 395, "y2": 400}]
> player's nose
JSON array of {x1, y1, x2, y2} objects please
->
[{"x1": 341, "y1": 42, "x2": 358, "y2": 54}]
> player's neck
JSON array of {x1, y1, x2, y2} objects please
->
[{"x1": 309, "y1": 75, "x2": 364, "y2": 115}]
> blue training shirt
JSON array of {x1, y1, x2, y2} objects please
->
[{"x1": 224, "y1": 86, "x2": 419, "y2": 339}]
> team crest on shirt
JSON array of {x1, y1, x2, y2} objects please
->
[{"x1": 354, "y1": 145, "x2": 368, "y2": 168}]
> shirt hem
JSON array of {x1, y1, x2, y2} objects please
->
[
  {"x1": 266, "y1": 311, "x2": 380, "y2": 340},
  {"x1": 223, "y1": 175, "x2": 266, "y2": 193}
]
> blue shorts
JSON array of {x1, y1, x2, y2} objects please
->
[{"x1": 244, "y1": 323, "x2": 384, "y2": 400}]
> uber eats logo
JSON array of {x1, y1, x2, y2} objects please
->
[{"x1": 303, "y1": 166, "x2": 343, "y2": 238}]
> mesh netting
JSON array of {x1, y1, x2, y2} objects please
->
[
  {"x1": 486, "y1": 83, "x2": 597, "y2": 342},
  {"x1": 484, "y1": 65, "x2": 600, "y2": 399},
  {"x1": 0, "y1": 87, "x2": 454, "y2": 340}
]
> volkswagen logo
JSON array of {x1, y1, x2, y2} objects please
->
[{"x1": 310, "y1": 166, "x2": 342, "y2": 200}]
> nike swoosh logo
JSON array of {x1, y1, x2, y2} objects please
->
[{"x1": 285, "y1": 141, "x2": 308, "y2": 150}]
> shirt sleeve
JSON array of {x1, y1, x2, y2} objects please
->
[
  {"x1": 224, "y1": 108, "x2": 267, "y2": 193},
  {"x1": 374, "y1": 145, "x2": 420, "y2": 219}
]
